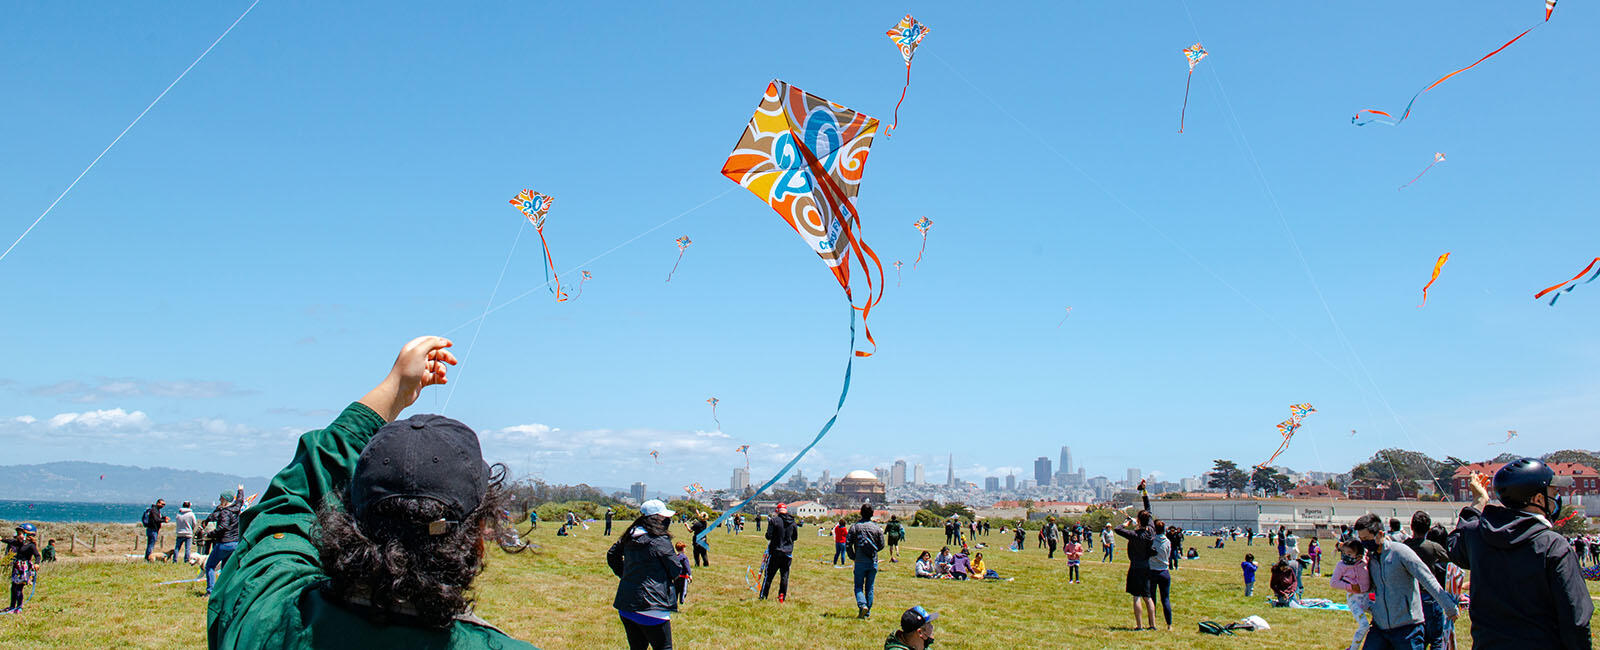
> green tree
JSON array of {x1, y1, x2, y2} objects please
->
[
  {"x1": 1207, "y1": 460, "x2": 1248, "y2": 498},
  {"x1": 1554, "y1": 505, "x2": 1594, "y2": 536},
  {"x1": 1348, "y1": 449, "x2": 1451, "y2": 495},
  {"x1": 1544, "y1": 449, "x2": 1600, "y2": 470}
]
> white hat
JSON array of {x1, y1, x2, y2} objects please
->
[{"x1": 639, "y1": 499, "x2": 675, "y2": 518}]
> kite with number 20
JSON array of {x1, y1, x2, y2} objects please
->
[
  {"x1": 509, "y1": 189, "x2": 567, "y2": 302},
  {"x1": 711, "y1": 79, "x2": 886, "y2": 545},
  {"x1": 1354, "y1": 1, "x2": 1558, "y2": 126},
  {"x1": 885, "y1": 14, "x2": 929, "y2": 136}
]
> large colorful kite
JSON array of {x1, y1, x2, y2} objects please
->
[
  {"x1": 735, "y1": 444, "x2": 750, "y2": 469},
  {"x1": 885, "y1": 14, "x2": 929, "y2": 136},
  {"x1": 913, "y1": 217, "x2": 933, "y2": 269},
  {"x1": 707, "y1": 397, "x2": 721, "y2": 430},
  {"x1": 509, "y1": 189, "x2": 567, "y2": 302},
  {"x1": 1420, "y1": 253, "x2": 1450, "y2": 307},
  {"x1": 1534, "y1": 257, "x2": 1600, "y2": 305},
  {"x1": 1399, "y1": 153, "x2": 1447, "y2": 190},
  {"x1": 711, "y1": 79, "x2": 885, "y2": 544},
  {"x1": 1353, "y1": 2, "x2": 1557, "y2": 126},
  {"x1": 667, "y1": 236, "x2": 693, "y2": 282},
  {"x1": 1257, "y1": 403, "x2": 1315, "y2": 468},
  {"x1": 1179, "y1": 43, "x2": 1208, "y2": 134}
]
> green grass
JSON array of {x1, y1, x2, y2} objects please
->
[{"x1": 3, "y1": 525, "x2": 1594, "y2": 648}]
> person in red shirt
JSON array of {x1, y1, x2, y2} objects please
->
[{"x1": 833, "y1": 521, "x2": 849, "y2": 566}]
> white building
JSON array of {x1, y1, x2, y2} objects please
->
[
  {"x1": 785, "y1": 500, "x2": 829, "y2": 518},
  {"x1": 731, "y1": 468, "x2": 749, "y2": 493},
  {"x1": 891, "y1": 460, "x2": 907, "y2": 487},
  {"x1": 913, "y1": 464, "x2": 925, "y2": 485}
]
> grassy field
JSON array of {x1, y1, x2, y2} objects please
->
[{"x1": 3, "y1": 522, "x2": 1595, "y2": 648}]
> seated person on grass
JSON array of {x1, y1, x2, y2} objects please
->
[{"x1": 914, "y1": 551, "x2": 935, "y2": 578}]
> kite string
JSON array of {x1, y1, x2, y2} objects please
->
[
  {"x1": 1179, "y1": 0, "x2": 1451, "y2": 496},
  {"x1": 442, "y1": 220, "x2": 526, "y2": 414},
  {"x1": 442, "y1": 187, "x2": 734, "y2": 337},
  {"x1": 0, "y1": 0, "x2": 263, "y2": 265}
]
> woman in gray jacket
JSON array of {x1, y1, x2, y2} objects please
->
[{"x1": 607, "y1": 500, "x2": 680, "y2": 650}]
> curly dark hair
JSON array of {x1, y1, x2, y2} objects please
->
[{"x1": 315, "y1": 463, "x2": 511, "y2": 628}]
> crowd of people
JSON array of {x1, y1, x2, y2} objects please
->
[{"x1": 7, "y1": 337, "x2": 1595, "y2": 649}]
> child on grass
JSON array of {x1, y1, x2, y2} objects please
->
[
  {"x1": 1330, "y1": 540, "x2": 1371, "y2": 650},
  {"x1": 1240, "y1": 553, "x2": 1259, "y2": 597},
  {"x1": 673, "y1": 541, "x2": 691, "y2": 605},
  {"x1": 1269, "y1": 556, "x2": 1297, "y2": 606},
  {"x1": 1065, "y1": 536, "x2": 1084, "y2": 583}
]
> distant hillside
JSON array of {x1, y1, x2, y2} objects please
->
[{"x1": 0, "y1": 461, "x2": 268, "y2": 504}]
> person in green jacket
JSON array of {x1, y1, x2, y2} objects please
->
[
  {"x1": 885, "y1": 516, "x2": 905, "y2": 563},
  {"x1": 885, "y1": 605, "x2": 939, "y2": 649},
  {"x1": 206, "y1": 336, "x2": 536, "y2": 649}
]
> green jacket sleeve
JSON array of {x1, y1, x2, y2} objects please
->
[{"x1": 207, "y1": 403, "x2": 386, "y2": 649}]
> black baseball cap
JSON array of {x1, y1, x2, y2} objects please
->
[
  {"x1": 900, "y1": 605, "x2": 939, "y2": 633},
  {"x1": 349, "y1": 414, "x2": 489, "y2": 528}
]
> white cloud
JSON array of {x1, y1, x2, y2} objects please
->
[
  {"x1": 11, "y1": 415, "x2": 36, "y2": 424},
  {"x1": 30, "y1": 378, "x2": 253, "y2": 402},
  {"x1": 47, "y1": 408, "x2": 152, "y2": 430}
]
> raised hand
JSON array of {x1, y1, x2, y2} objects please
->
[{"x1": 359, "y1": 336, "x2": 457, "y2": 421}]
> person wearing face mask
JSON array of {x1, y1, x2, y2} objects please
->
[
  {"x1": 1354, "y1": 513, "x2": 1458, "y2": 650},
  {"x1": 1448, "y1": 461, "x2": 1593, "y2": 650},
  {"x1": 884, "y1": 606, "x2": 938, "y2": 649},
  {"x1": 1331, "y1": 539, "x2": 1373, "y2": 650}
]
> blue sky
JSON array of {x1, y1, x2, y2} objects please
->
[{"x1": 1, "y1": 2, "x2": 1595, "y2": 492}]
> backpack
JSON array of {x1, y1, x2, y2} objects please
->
[
  {"x1": 846, "y1": 524, "x2": 879, "y2": 560},
  {"x1": 1197, "y1": 621, "x2": 1234, "y2": 636}
]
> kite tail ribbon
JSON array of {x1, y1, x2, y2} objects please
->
[
  {"x1": 1399, "y1": 160, "x2": 1440, "y2": 190},
  {"x1": 1179, "y1": 72, "x2": 1193, "y2": 134},
  {"x1": 913, "y1": 233, "x2": 928, "y2": 270},
  {"x1": 1534, "y1": 257, "x2": 1600, "y2": 306},
  {"x1": 794, "y1": 133, "x2": 884, "y2": 357},
  {"x1": 667, "y1": 250, "x2": 686, "y2": 282},
  {"x1": 697, "y1": 306, "x2": 857, "y2": 548},
  {"x1": 888, "y1": 64, "x2": 911, "y2": 136},
  {"x1": 536, "y1": 228, "x2": 567, "y2": 302},
  {"x1": 1353, "y1": 24, "x2": 1540, "y2": 127},
  {"x1": 1420, "y1": 253, "x2": 1450, "y2": 307}
]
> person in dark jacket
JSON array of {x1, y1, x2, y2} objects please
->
[
  {"x1": 1404, "y1": 510, "x2": 1452, "y2": 650},
  {"x1": 141, "y1": 498, "x2": 167, "y2": 561},
  {"x1": 760, "y1": 503, "x2": 800, "y2": 602},
  {"x1": 4, "y1": 523, "x2": 39, "y2": 613},
  {"x1": 201, "y1": 485, "x2": 245, "y2": 595},
  {"x1": 1448, "y1": 461, "x2": 1593, "y2": 650},
  {"x1": 1113, "y1": 482, "x2": 1157, "y2": 630},
  {"x1": 688, "y1": 513, "x2": 709, "y2": 567},
  {"x1": 608, "y1": 499, "x2": 680, "y2": 650},
  {"x1": 605, "y1": 507, "x2": 614, "y2": 536},
  {"x1": 849, "y1": 504, "x2": 886, "y2": 619}
]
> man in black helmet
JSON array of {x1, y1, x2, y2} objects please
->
[{"x1": 1448, "y1": 459, "x2": 1593, "y2": 649}]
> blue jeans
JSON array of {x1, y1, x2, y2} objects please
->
[
  {"x1": 1362, "y1": 622, "x2": 1423, "y2": 650},
  {"x1": 833, "y1": 542, "x2": 847, "y2": 565},
  {"x1": 1419, "y1": 593, "x2": 1445, "y2": 649},
  {"x1": 171, "y1": 536, "x2": 191, "y2": 563},
  {"x1": 1293, "y1": 560, "x2": 1305, "y2": 598},
  {"x1": 1244, "y1": 581, "x2": 1254, "y2": 596},
  {"x1": 1101, "y1": 544, "x2": 1114, "y2": 562},
  {"x1": 853, "y1": 559, "x2": 878, "y2": 610},
  {"x1": 145, "y1": 530, "x2": 160, "y2": 558},
  {"x1": 205, "y1": 541, "x2": 237, "y2": 594}
]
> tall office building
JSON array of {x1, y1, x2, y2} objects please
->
[
  {"x1": 913, "y1": 463, "x2": 925, "y2": 485},
  {"x1": 874, "y1": 467, "x2": 888, "y2": 484},
  {"x1": 946, "y1": 454, "x2": 955, "y2": 488},
  {"x1": 630, "y1": 482, "x2": 647, "y2": 503},
  {"x1": 731, "y1": 468, "x2": 749, "y2": 493},
  {"x1": 891, "y1": 460, "x2": 907, "y2": 487},
  {"x1": 985, "y1": 476, "x2": 1001, "y2": 492},
  {"x1": 817, "y1": 469, "x2": 831, "y2": 490},
  {"x1": 1126, "y1": 468, "x2": 1142, "y2": 484},
  {"x1": 1034, "y1": 457, "x2": 1053, "y2": 485},
  {"x1": 1060, "y1": 446, "x2": 1072, "y2": 476},
  {"x1": 1006, "y1": 473, "x2": 1016, "y2": 491},
  {"x1": 1078, "y1": 467, "x2": 1087, "y2": 484}
]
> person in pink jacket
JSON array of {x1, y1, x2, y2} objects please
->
[{"x1": 1330, "y1": 539, "x2": 1372, "y2": 650}]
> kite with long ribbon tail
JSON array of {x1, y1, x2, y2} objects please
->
[
  {"x1": 666, "y1": 236, "x2": 692, "y2": 282},
  {"x1": 912, "y1": 217, "x2": 932, "y2": 269},
  {"x1": 1489, "y1": 430, "x2": 1518, "y2": 445},
  {"x1": 708, "y1": 79, "x2": 885, "y2": 545},
  {"x1": 509, "y1": 190, "x2": 568, "y2": 302},
  {"x1": 573, "y1": 271, "x2": 593, "y2": 299},
  {"x1": 1534, "y1": 257, "x2": 1600, "y2": 305},
  {"x1": 1057, "y1": 306, "x2": 1073, "y2": 328},
  {"x1": 1179, "y1": 43, "x2": 1207, "y2": 134},
  {"x1": 1420, "y1": 253, "x2": 1450, "y2": 307},
  {"x1": 707, "y1": 397, "x2": 721, "y2": 430},
  {"x1": 1256, "y1": 403, "x2": 1315, "y2": 468},
  {"x1": 649, "y1": 449, "x2": 660, "y2": 464},
  {"x1": 884, "y1": 14, "x2": 929, "y2": 136},
  {"x1": 1399, "y1": 153, "x2": 1447, "y2": 190},
  {"x1": 894, "y1": 260, "x2": 903, "y2": 286},
  {"x1": 735, "y1": 444, "x2": 750, "y2": 470},
  {"x1": 1353, "y1": 2, "x2": 1557, "y2": 126}
]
